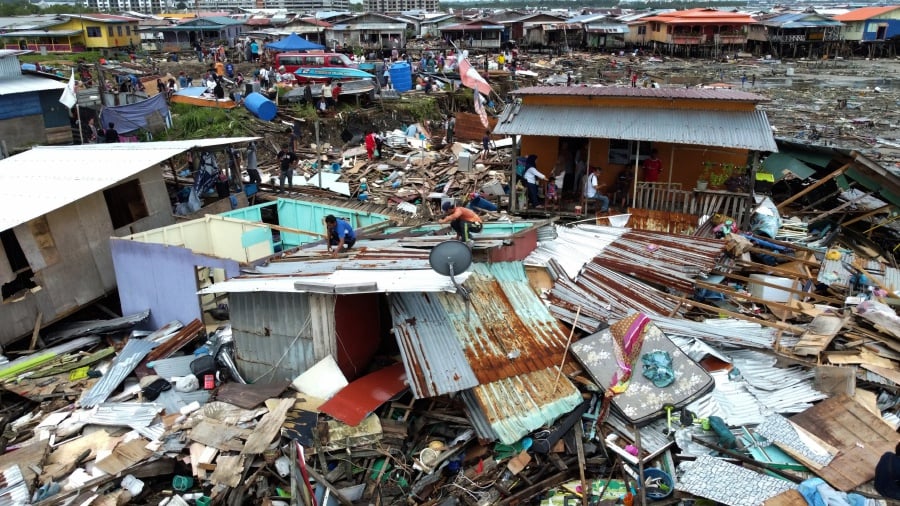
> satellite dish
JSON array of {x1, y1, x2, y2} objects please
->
[
  {"x1": 429, "y1": 240, "x2": 473, "y2": 320},
  {"x1": 429, "y1": 240, "x2": 472, "y2": 277}
]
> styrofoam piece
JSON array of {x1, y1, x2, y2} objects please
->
[{"x1": 291, "y1": 355, "x2": 348, "y2": 400}]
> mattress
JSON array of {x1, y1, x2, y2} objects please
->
[{"x1": 571, "y1": 314, "x2": 715, "y2": 426}]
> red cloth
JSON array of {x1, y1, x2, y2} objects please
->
[
  {"x1": 643, "y1": 157, "x2": 662, "y2": 182},
  {"x1": 458, "y1": 57, "x2": 492, "y2": 96},
  {"x1": 365, "y1": 132, "x2": 376, "y2": 160}
]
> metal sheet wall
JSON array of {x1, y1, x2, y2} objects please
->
[{"x1": 231, "y1": 290, "x2": 317, "y2": 383}]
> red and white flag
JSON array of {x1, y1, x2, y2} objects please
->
[
  {"x1": 473, "y1": 90, "x2": 489, "y2": 128},
  {"x1": 458, "y1": 56, "x2": 492, "y2": 96}
]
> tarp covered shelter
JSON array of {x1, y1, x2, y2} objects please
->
[
  {"x1": 100, "y1": 93, "x2": 171, "y2": 135},
  {"x1": 265, "y1": 32, "x2": 324, "y2": 51}
]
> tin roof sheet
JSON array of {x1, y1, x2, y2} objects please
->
[
  {"x1": 0, "y1": 74, "x2": 66, "y2": 95},
  {"x1": 510, "y1": 86, "x2": 767, "y2": 101},
  {"x1": 390, "y1": 262, "x2": 574, "y2": 399},
  {"x1": 0, "y1": 138, "x2": 259, "y2": 232},
  {"x1": 201, "y1": 268, "x2": 468, "y2": 294},
  {"x1": 494, "y1": 103, "x2": 777, "y2": 152}
]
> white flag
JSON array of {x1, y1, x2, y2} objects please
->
[
  {"x1": 59, "y1": 70, "x2": 77, "y2": 109},
  {"x1": 473, "y1": 90, "x2": 489, "y2": 129}
]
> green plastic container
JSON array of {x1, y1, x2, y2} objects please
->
[
  {"x1": 196, "y1": 496, "x2": 211, "y2": 506},
  {"x1": 172, "y1": 475, "x2": 193, "y2": 491}
]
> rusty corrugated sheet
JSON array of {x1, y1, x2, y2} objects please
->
[
  {"x1": 454, "y1": 111, "x2": 499, "y2": 142},
  {"x1": 593, "y1": 230, "x2": 725, "y2": 293},
  {"x1": 390, "y1": 262, "x2": 572, "y2": 398}
]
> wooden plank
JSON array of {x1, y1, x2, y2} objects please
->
[
  {"x1": 209, "y1": 454, "x2": 246, "y2": 487},
  {"x1": 94, "y1": 438, "x2": 152, "y2": 475},
  {"x1": 790, "y1": 394, "x2": 900, "y2": 491},
  {"x1": 188, "y1": 419, "x2": 249, "y2": 452},
  {"x1": 764, "y1": 489, "x2": 809, "y2": 506},
  {"x1": 242, "y1": 398, "x2": 294, "y2": 455},
  {"x1": 794, "y1": 315, "x2": 847, "y2": 356}
]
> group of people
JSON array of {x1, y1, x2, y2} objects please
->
[
  {"x1": 82, "y1": 118, "x2": 120, "y2": 144},
  {"x1": 519, "y1": 149, "x2": 663, "y2": 211}
]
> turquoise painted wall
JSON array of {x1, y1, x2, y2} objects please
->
[{"x1": 222, "y1": 199, "x2": 390, "y2": 248}]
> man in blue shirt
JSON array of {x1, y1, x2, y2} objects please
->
[{"x1": 325, "y1": 215, "x2": 356, "y2": 256}]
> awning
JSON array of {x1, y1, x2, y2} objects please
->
[{"x1": 494, "y1": 103, "x2": 778, "y2": 152}]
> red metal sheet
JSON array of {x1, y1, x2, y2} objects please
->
[{"x1": 318, "y1": 362, "x2": 407, "y2": 426}]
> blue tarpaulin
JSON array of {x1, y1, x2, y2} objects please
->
[
  {"x1": 265, "y1": 32, "x2": 324, "y2": 51},
  {"x1": 100, "y1": 93, "x2": 171, "y2": 135}
]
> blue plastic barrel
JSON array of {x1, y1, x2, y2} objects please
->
[
  {"x1": 21, "y1": 63, "x2": 37, "y2": 71},
  {"x1": 389, "y1": 62, "x2": 412, "y2": 92},
  {"x1": 243, "y1": 92, "x2": 276, "y2": 121}
]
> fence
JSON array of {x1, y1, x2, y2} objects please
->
[{"x1": 634, "y1": 182, "x2": 753, "y2": 227}]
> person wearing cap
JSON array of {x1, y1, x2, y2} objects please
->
[
  {"x1": 584, "y1": 166, "x2": 610, "y2": 212},
  {"x1": 325, "y1": 215, "x2": 356, "y2": 257},
  {"x1": 439, "y1": 201, "x2": 483, "y2": 245}
]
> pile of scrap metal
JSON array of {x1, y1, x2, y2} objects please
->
[{"x1": 1, "y1": 221, "x2": 899, "y2": 506}]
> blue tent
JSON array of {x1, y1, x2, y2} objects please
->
[{"x1": 265, "y1": 32, "x2": 324, "y2": 51}]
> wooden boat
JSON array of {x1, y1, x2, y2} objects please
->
[{"x1": 171, "y1": 86, "x2": 238, "y2": 109}]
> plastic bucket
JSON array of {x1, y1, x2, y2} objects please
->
[
  {"x1": 244, "y1": 92, "x2": 277, "y2": 121},
  {"x1": 643, "y1": 468, "x2": 674, "y2": 500},
  {"x1": 389, "y1": 62, "x2": 412, "y2": 92}
]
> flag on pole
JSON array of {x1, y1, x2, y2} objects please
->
[
  {"x1": 473, "y1": 90, "x2": 489, "y2": 129},
  {"x1": 59, "y1": 70, "x2": 77, "y2": 109},
  {"x1": 458, "y1": 56, "x2": 492, "y2": 96}
]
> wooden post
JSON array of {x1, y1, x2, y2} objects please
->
[
  {"x1": 840, "y1": 204, "x2": 891, "y2": 227},
  {"x1": 776, "y1": 162, "x2": 850, "y2": 211}
]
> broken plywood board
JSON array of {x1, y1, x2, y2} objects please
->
[
  {"x1": 189, "y1": 443, "x2": 218, "y2": 480},
  {"x1": 242, "y1": 398, "x2": 294, "y2": 455},
  {"x1": 0, "y1": 439, "x2": 49, "y2": 495},
  {"x1": 813, "y1": 366, "x2": 855, "y2": 397},
  {"x1": 215, "y1": 381, "x2": 290, "y2": 410},
  {"x1": 95, "y1": 438, "x2": 153, "y2": 475},
  {"x1": 793, "y1": 315, "x2": 847, "y2": 356},
  {"x1": 790, "y1": 394, "x2": 900, "y2": 491},
  {"x1": 209, "y1": 454, "x2": 246, "y2": 487},
  {"x1": 188, "y1": 419, "x2": 249, "y2": 452},
  {"x1": 43, "y1": 429, "x2": 120, "y2": 481}
]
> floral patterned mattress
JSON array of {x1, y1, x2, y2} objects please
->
[{"x1": 571, "y1": 318, "x2": 715, "y2": 426}]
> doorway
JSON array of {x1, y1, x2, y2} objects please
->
[{"x1": 196, "y1": 265, "x2": 228, "y2": 325}]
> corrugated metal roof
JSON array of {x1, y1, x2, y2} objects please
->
[
  {"x1": 510, "y1": 86, "x2": 767, "y2": 101},
  {"x1": 79, "y1": 338, "x2": 160, "y2": 408},
  {"x1": 0, "y1": 74, "x2": 66, "y2": 95},
  {"x1": 390, "y1": 262, "x2": 574, "y2": 398},
  {"x1": 819, "y1": 254, "x2": 900, "y2": 295},
  {"x1": 0, "y1": 138, "x2": 259, "y2": 232},
  {"x1": 525, "y1": 224, "x2": 627, "y2": 279},
  {"x1": 0, "y1": 29, "x2": 82, "y2": 36},
  {"x1": 494, "y1": 103, "x2": 778, "y2": 152},
  {"x1": 463, "y1": 368, "x2": 583, "y2": 444}
]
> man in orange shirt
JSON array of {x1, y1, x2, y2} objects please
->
[{"x1": 439, "y1": 201, "x2": 483, "y2": 246}]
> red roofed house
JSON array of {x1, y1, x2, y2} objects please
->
[
  {"x1": 626, "y1": 8, "x2": 756, "y2": 56},
  {"x1": 834, "y1": 6, "x2": 900, "y2": 58}
]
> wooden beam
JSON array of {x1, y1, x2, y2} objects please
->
[
  {"x1": 776, "y1": 163, "x2": 850, "y2": 211},
  {"x1": 267, "y1": 222, "x2": 326, "y2": 238},
  {"x1": 306, "y1": 465, "x2": 353, "y2": 506},
  {"x1": 574, "y1": 422, "x2": 588, "y2": 506},
  {"x1": 28, "y1": 312, "x2": 43, "y2": 352},
  {"x1": 839, "y1": 204, "x2": 892, "y2": 227}
]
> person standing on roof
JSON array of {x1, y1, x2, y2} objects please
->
[
  {"x1": 439, "y1": 201, "x2": 483, "y2": 247},
  {"x1": 325, "y1": 215, "x2": 356, "y2": 257}
]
